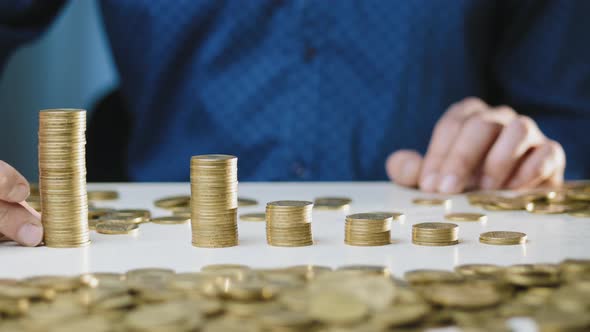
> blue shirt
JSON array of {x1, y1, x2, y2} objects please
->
[{"x1": 2, "y1": 1, "x2": 590, "y2": 181}]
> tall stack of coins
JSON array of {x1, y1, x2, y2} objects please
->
[
  {"x1": 266, "y1": 201, "x2": 313, "y2": 247},
  {"x1": 38, "y1": 109, "x2": 90, "y2": 247},
  {"x1": 344, "y1": 213, "x2": 393, "y2": 246},
  {"x1": 190, "y1": 155, "x2": 238, "y2": 247},
  {"x1": 412, "y1": 222, "x2": 458, "y2": 246}
]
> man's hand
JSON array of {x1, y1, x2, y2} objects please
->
[
  {"x1": 0, "y1": 160, "x2": 43, "y2": 246},
  {"x1": 386, "y1": 97, "x2": 566, "y2": 193}
]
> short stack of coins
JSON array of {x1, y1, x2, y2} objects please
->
[
  {"x1": 38, "y1": 109, "x2": 90, "y2": 247},
  {"x1": 266, "y1": 201, "x2": 313, "y2": 246},
  {"x1": 344, "y1": 213, "x2": 393, "y2": 246},
  {"x1": 412, "y1": 222, "x2": 459, "y2": 246},
  {"x1": 190, "y1": 155, "x2": 238, "y2": 247}
]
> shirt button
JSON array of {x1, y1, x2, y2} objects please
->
[{"x1": 303, "y1": 47, "x2": 316, "y2": 63}]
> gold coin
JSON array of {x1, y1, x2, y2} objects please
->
[
  {"x1": 87, "y1": 190, "x2": 119, "y2": 201},
  {"x1": 479, "y1": 231, "x2": 526, "y2": 245},
  {"x1": 309, "y1": 290, "x2": 369, "y2": 325},
  {"x1": 313, "y1": 197, "x2": 352, "y2": 210},
  {"x1": 154, "y1": 195, "x2": 190, "y2": 209},
  {"x1": 238, "y1": 197, "x2": 258, "y2": 207},
  {"x1": 95, "y1": 221, "x2": 138, "y2": 235},
  {"x1": 568, "y1": 209, "x2": 590, "y2": 218},
  {"x1": 412, "y1": 197, "x2": 450, "y2": 206},
  {"x1": 445, "y1": 212, "x2": 486, "y2": 222},
  {"x1": 151, "y1": 216, "x2": 190, "y2": 225},
  {"x1": 239, "y1": 212, "x2": 266, "y2": 222}
]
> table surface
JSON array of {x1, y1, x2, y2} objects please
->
[{"x1": 2, "y1": 182, "x2": 589, "y2": 279}]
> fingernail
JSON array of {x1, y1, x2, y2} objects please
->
[
  {"x1": 420, "y1": 173, "x2": 438, "y2": 192},
  {"x1": 402, "y1": 159, "x2": 419, "y2": 181},
  {"x1": 9, "y1": 184, "x2": 29, "y2": 202},
  {"x1": 438, "y1": 174, "x2": 460, "y2": 193},
  {"x1": 481, "y1": 176, "x2": 495, "y2": 190},
  {"x1": 16, "y1": 223, "x2": 43, "y2": 247}
]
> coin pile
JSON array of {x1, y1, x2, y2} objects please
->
[
  {"x1": 345, "y1": 213, "x2": 393, "y2": 246},
  {"x1": 467, "y1": 183, "x2": 590, "y2": 216},
  {"x1": 412, "y1": 222, "x2": 458, "y2": 246},
  {"x1": 266, "y1": 201, "x2": 313, "y2": 247},
  {"x1": 190, "y1": 155, "x2": 238, "y2": 248},
  {"x1": 38, "y1": 109, "x2": 90, "y2": 248},
  {"x1": 1, "y1": 259, "x2": 589, "y2": 331}
]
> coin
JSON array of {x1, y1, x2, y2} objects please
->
[
  {"x1": 445, "y1": 212, "x2": 486, "y2": 222},
  {"x1": 309, "y1": 290, "x2": 369, "y2": 324},
  {"x1": 479, "y1": 231, "x2": 526, "y2": 245},
  {"x1": 412, "y1": 222, "x2": 459, "y2": 246},
  {"x1": 151, "y1": 216, "x2": 190, "y2": 225},
  {"x1": 238, "y1": 197, "x2": 258, "y2": 207},
  {"x1": 38, "y1": 109, "x2": 90, "y2": 248},
  {"x1": 344, "y1": 213, "x2": 393, "y2": 246},
  {"x1": 313, "y1": 197, "x2": 352, "y2": 210},
  {"x1": 154, "y1": 195, "x2": 190, "y2": 209},
  {"x1": 191, "y1": 155, "x2": 238, "y2": 248},
  {"x1": 266, "y1": 200, "x2": 314, "y2": 247},
  {"x1": 239, "y1": 213, "x2": 266, "y2": 222},
  {"x1": 95, "y1": 221, "x2": 138, "y2": 235},
  {"x1": 87, "y1": 190, "x2": 119, "y2": 201},
  {"x1": 412, "y1": 197, "x2": 450, "y2": 206}
]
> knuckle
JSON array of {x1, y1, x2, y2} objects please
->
[
  {"x1": 464, "y1": 113, "x2": 488, "y2": 129},
  {"x1": 509, "y1": 116, "x2": 534, "y2": 138},
  {"x1": 494, "y1": 105, "x2": 516, "y2": 115}
]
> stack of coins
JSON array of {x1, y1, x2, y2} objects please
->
[
  {"x1": 412, "y1": 222, "x2": 458, "y2": 246},
  {"x1": 190, "y1": 155, "x2": 238, "y2": 247},
  {"x1": 266, "y1": 201, "x2": 313, "y2": 247},
  {"x1": 38, "y1": 109, "x2": 90, "y2": 247},
  {"x1": 344, "y1": 213, "x2": 393, "y2": 246}
]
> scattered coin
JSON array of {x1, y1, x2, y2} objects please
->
[
  {"x1": 154, "y1": 195, "x2": 190, "y2": 209},
  {"x1": 87, "y1": 190, "x2": 119, "y2": 201},
  {"x1": 151, "y1": 216, "x2": 190, "y2": 225},
  {"x1": 445, "y1": 212, "x2": 487, "y2": 222},
  {"x1": 313, "y1": 197, "x2": 352, "y2": 210},
  {"x1": 479, "y1": 231, "x2": 527, "y2": 245},
  {"x1": 95, "y1": 221, "x2": 138, "y2": 235},
  {"x1": 239, "y1": 213, "x2": 266, "y2": 222},
  {"x1": 238, "y1": 197, "x2": 258, "y2": 207},
  {"x1": 412, "y1": 197, "x2": 450, "y2": 206}
]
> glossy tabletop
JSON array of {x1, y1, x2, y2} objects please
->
[{"x1": 2, "y1": 182, "x2": 589, "y2": 280}]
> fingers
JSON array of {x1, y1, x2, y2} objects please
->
[
  {"x1": 420, "y1": 97, "x2": 488, "y2": 192},
  {"x1": 386, "y1": 150, "x2": 423, "y2": 187},
  {"x1": 506, "y1": 140, "x2": 565, "y2": 189},
  {"x1": 480, "y1": 115, "x2": 545, "y2": 190},
  {"x1": 0, "y1": 200, "x2": 43, "y2": 246},
  {"x1": 435, "y1": 113, "x2": 504, "y2": 193},
  {"x1": 0, "y1": 160, "x2": 30, "y2": 202}
]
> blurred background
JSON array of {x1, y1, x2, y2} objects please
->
[{"x1": 0, "y1": 0, "x2": 118, "y2": 181}]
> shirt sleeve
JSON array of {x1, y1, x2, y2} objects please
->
[
  {"x1": 0, "y1": 0, "x2": 66, "y2": 70},
  {"x1": 493, "y1": 0, "x2": 590, "y2": 179}
]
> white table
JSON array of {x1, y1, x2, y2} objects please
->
[{"x1": 2, "y1": 182, "x2": 589, "y2": 280}]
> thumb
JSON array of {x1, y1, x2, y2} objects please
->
[
  {"x1": 0, "y1": 200, "x2": 43, "y2": 246},
  {"x1": 385, "y1": 150, "x2": 423, "y2": 188}
]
